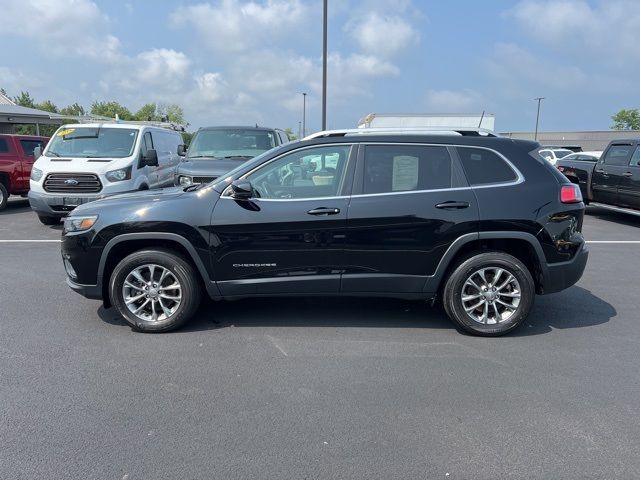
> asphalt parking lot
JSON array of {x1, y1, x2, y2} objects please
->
[{"x1": 1, "y1": 196, "x2": 640, "y2": 479}]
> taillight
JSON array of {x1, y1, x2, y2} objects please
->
[
  {"x1": 557, "y1": 166, "x2": 565, "y2": 172},
  {"x1": 560, "y1": 184, "x2": 582, "y2": 204}
]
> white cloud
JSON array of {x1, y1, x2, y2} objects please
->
[
  {"x1": 347, "y1": 12, "x2": 419, "y2": 57},
  {"x1": 509, "y1": 0, "x2": 640, "y2": 62},
  {"x1": 170, "y1": 0, "x2": 308, "y2": 52},
  {"x1": 425, "y1": 89, "x2": 484, "y2": 112}
]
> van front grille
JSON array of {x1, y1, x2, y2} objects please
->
[{"x1": 43, "y1": 173, "x2": 102, "y2": 193}]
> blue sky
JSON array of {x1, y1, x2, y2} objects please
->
[{"x1": 1, "y1": 0, "x2": 638, "y2": 133}]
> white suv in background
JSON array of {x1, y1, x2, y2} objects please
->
[
  {"x1": 29, "y1": 122, "x2": 184, "y2": 225},
  {"x1": 539, "y1": 148, "x2": 574, "y2": 165}
]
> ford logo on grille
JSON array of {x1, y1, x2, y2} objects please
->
[{"x1": 64, "y1": 179, "x2": 79, "y2": 185}]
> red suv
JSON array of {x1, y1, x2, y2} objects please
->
[{"x1": 0, "y1": 134, "x2": 49, "y2": 209}]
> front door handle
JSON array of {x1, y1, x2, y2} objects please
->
[
  {"x1": 623, "y1": 171, "x2": 633, "y2": 177},
  {"x1": 307, "y1": 207, "x2": 340, "y2": 216},
  {"x1": 435, "y1": 201, "x2": 470, "y2": 210},
  {"x1": 595, "y1": 168, "x2": 606, "y2": 174}
]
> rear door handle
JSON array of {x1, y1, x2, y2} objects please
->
[
  {"x1": 307, "y1": 207, "x2": 340, "y2": 216},
  {"x1": 435, "y1": 201, "x2": 470, "y2": 209},
  {"x1": 623, "y1": 171, "x2": 633, "y2": 177}
]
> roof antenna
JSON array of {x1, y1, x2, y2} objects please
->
[{"x1": 478, "y1": 110, "x2": 485, "y2": 129}]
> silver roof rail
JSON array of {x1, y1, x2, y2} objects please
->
[
  {"x1": 304, "y1": 127, "x2": 498, "y2": 140},
  {"x1": 61, "y1": 115, "x2": 186, "y2": 132}
]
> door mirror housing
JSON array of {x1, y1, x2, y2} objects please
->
[
  {"x1": 177, "y1": 144, "x2": 187, "y2": 157},
  {"x1": 34, "y1": 146, "x2": 42, "y2": 160},
  {"x1": 230, "y1": 179, "x2": 254, "y2": 200},
  {"x1": 142, "y1": 149, "x2": 159, "y2": 167}
]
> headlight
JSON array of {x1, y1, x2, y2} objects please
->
[
  {"x1": 63, "y1": 215, "x2": 98, "y2": 233},
  {"x1": 179, "y1": 175, "x2": 193, "y2": 186},
  {"x1": 105, "y1": 166, "x2": 132, "y2": 182},
  {"x1": 31, "y1": 167, "x2": 43, "y2": 182}
]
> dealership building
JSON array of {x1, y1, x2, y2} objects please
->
[{"x1": 500, "y1": 130, "x2": 640, "y2": 151}]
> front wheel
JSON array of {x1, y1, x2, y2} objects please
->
[
  {"x1": 109, "y1": 249, "x2": 202, "y2": 332},
  {"x1": 442, "y1": 252, "x2": 535, "y2": 336},
  {"x1": 0, "y1": 183, "x2": 8, "y2": 210}
]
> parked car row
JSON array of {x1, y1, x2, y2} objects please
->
[{"x1": 26, "y1": 122, "x2": 288, "y2": 224}]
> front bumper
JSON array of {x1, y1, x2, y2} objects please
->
[
  {"x1": 541, "y1": 242, "x2": 589, "y2": 294},
  {"x1": 66, "y1": 277, "x2": 102, "y2": 300},
  {"x1": 28, "y1": 190, "x2": 106, "y2": 217}
]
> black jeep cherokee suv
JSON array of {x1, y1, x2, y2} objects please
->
[{"x1": 61, "y1": 131, "x2": 588, "y2": 336}]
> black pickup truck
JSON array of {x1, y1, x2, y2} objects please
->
[{"x1": 557, "y1": 139, "x2": 640, "y2": 213}]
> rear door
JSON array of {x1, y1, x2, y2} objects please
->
[
  {"x1": 618, "y1": 144, "x2": 640, "y2": 209},
  {"x1": 342, "y1": 142, "x2": 479, "y2": 294},
  {"x1": 16, "y1": 138, "x2": 46, "y2": 190},
  {"x1": 592, "y1": 144, "x2": 633, "y2": 205}
]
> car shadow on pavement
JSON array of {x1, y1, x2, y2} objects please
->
[
  {"x1": 0, "y1": 198, "x2": 31, "y2": 215},
  {"x1": 586, "y1": 206, "x2": 640, "y2": 227},
  {"x1": 97, "y1": 286, "x2": 615, "y2": 336}
]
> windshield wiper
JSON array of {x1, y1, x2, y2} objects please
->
[
  {"x1": 222, "y1": 155, "x2": 251, "y2": 159},
  {"x1": 47, "y1": 151, "x2": 61, "y2": 157},
  {"x1": 183, "y1": 183, "x2": 208, "y2": 192},
  {"x1": 187, "y1": 155, "x2": 218, "y2": 159}
]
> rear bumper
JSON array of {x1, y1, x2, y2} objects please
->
[{"x1": 541, "y1": 243, "x2": 589, "y2": 294}]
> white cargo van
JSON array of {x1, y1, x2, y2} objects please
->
[{"x1": 28, "y1": 122, "x2": 184, "y2": 224}]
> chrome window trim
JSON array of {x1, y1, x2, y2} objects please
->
[{"x1": 221, "y1": 142, "x2": 524, "y2": 201}]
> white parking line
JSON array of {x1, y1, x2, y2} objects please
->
[
  {"x1": 0, "y1": 239, "x2": 61, "y2": 243},
  {"x1": 586, "y1": 241, "x2": 640, "y2": 244},
  {"x1": 0, "y1": 239, "x2": 639, "y2": 244}
]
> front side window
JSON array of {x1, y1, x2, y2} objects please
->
[
  {"x1": 246, "y1": 145, "x2": 352, "y2": 199},
  {"x1": 46, "y1": 127, "x2": 138, "y2": 158},
  {"x1": 363, "y1": 145, "x2": 452, "y2": 194},
  {"x1": 458, "y1": 147, "x2": 518, "y2": 186},
  {"x1": 602, "y1": 145, "x2": 633, "y2": 166},
  {"x1": 628, "y1": 146, "x2": 640, "y2": 167}
]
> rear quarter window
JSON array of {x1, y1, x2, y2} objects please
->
[
  {"x1": 0, "y1": 138, "x2": 9, "y2": 153},
  {"x1": 457, "y1": 147, "x2": 518, "y2": 186}
]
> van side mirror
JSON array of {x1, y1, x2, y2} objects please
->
[
  {"x1": 230, "y1": 179, "x2": 254, "y2": 200},
  {"x1": 142, "y1": 149, "x2": 159, "y2": 167},
  {"x1": 34, "y1": 146, "x2": 42, "y2": 160},
  {"x1": 177, "y1": 144, "x2": 186, "y2": 157}
]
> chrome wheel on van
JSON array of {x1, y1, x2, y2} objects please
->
[
  {"x1": 461, "y1": 267, "x2": 521, "y2": 325},
  {"x1": 122, "y1": 264, "x2": 182, "y2": 322}
]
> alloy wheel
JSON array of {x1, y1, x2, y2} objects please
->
[
  {"x1": 122, "y1": 264, "x2": 182, "y2": 322},
  {"x1": 461, "y1": 267, "x2": 521, "y2": 325}
]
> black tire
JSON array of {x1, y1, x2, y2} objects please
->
[
  {"x1": 442, "y1": 251, "x2": 535, "y2": 336},
  {"x1": 0, "y1": 182, "x2": 8, "y2": 210},
  {"x1": 109, "y1": 249, "x2": 202, "y2": 333},
  {"x1": 37, "y1": 214, "x2": 60, "y2": 225}
]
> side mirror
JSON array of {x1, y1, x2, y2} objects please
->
[
  {"x1": 230, "y1": 179, "x2": 254, "y2": 200},
  {"x1": 142, "y1": 149, "x2": 159, "y2": 167},
  {"x1": 177, "y1": 144, "x2": 186, "y2": 157},
  {"x1": 34, "y1": 146, "x2": 42, "y2": 160}
]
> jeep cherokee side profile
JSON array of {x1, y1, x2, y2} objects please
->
[{"x1": 61, "y1": 130, "x2": 588, "y2": 336}]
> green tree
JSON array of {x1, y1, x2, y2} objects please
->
[
  {"x1": 90, "y1": 100, "x2": 134, "y2": 120},
  {"x1": 611, "y1": 109, "x2": 640, "y2": 130},
  {"x1": 13, "y1": 91, "x2": 36, "y2": 108},
  {"x1": 0, "y1": 87, "x2": 8, "y2": 97},
  {"x1": 181, "y1": 131, "x2": 194, "y2": 147},
  {"x1": 284, "y1": 127, "x2": 297, "y2": 141},
  {"x1": 60, "y1": 103, "x2": 86, "y2": 117},
  {"x1": 134, "y1": 103, "x2": 159, "y2": 121},
  {"x1": 36, "y1": 100, "x2": 58, "y2": 113},
  {"x1": 164, "y1": 104, "x2": 185, "y2": 125}
]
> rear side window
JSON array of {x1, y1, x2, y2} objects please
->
[
  {"x1": 20, "y1": 140, "x2": 44, "y2": 156},
  {"x1": 457, "y1": 147, "x2": 517, "y2": 186},
  {"x1": 0, "y1": 139, "x2": 9, "y2": 153},
  {"x1": 363, "y1": 145, "x2": 452, "y2": 194},
  {"x1": 602, "y1": 145, "x2": 633, "y2": 166}
]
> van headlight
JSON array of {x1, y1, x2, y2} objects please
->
[
  {"x1": 63, "y1": 215, "x2": 98, "y2": 233},
  {"x1": 179, "y1": 175, "x2": 193, "y2": 186},
  {"x1": 31, "y1": 167, "x2": 43, "y2": 182},
  {"x1": 106, "y1": 166, "x2": 132, "y2": 182}
]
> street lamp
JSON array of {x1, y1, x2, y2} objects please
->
[
  {"x1": 534, "y1": 97, "x2": 545, "y2": 141},
  {"x1": 322, "y1": 0, "x2": 327, "y2": 131},
  {"x1": 302, "y1": 92, "x2": 307, "y2": 138}
]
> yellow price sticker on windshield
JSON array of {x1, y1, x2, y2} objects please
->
[{"x1": 57, "y1": 128, "x2": 76, "y2": 137}]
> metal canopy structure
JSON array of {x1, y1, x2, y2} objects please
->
[{"x1": 0, "y1": 103, "x2": 66, "y2": 135}]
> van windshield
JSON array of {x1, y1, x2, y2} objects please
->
[
  {"x1": 187, "y1": 129, "x2": 276, "y2": 159},
  {"x1": 46, "y1": 127, "x2": 138, "y2": 158}
]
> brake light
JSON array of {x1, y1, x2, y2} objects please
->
[{"x1": 560, "y1": 184, "x2": 582, "y2": 204}]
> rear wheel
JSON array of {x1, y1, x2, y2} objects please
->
[
  {"x1": 37, "y1": 214, "x2": 60, "y2": 225},
  {"x1": 109, "y1": 249, "x2": 201, "y2": 332},
  {"x1": 442, "y1": 252, "x2": 535, "y2": 336},
  {"x1": 0, "y1": 182, "x2": 8, "y2": 210}
]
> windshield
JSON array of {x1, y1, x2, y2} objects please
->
[
  {"x1": 554, "y1": 150, "x2": 573, "y2": 159},
  {"x1": 46, "y1": 127, "x2": 138, "y2": 158},
  {"x1": 188, "y1": 129, "x2": 276, "y2": 159}
]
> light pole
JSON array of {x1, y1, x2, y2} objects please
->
[
  {"x1": 322, "y1": 0, "x2": 327, "y2": 130},
  {"x1": 534, "y1": 97, "x2": 545, "y2": 141},
  {"x1": 302, "y1": 92, "x2": 307, "y2": 138}
]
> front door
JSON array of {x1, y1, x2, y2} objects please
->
[
  {"x1": 592, "y1": 143, "x2": 633, "y2": 205},
  {"x1": 210, "y1": 143, "x2": 356, "y2": 296},
  {"x1": 618, "y1": 144, "x2": 640, "y2": 209},
  {"x1": 343, "y1": 143, "x2": 479, "y2": 294}
]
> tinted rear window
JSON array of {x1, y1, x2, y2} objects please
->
[
  {"x1": 20, "y1": 139, "x2": 44, "y2": 156},
  {"x1": 363, "y1": 145, "x2": 452, "y2": 194},
  {"x1": 0, "y1": 139, "x2": 8, "y2": 153},
  {"x1": 457, "y1": 147, "x2": 517, "y2": 185}
]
